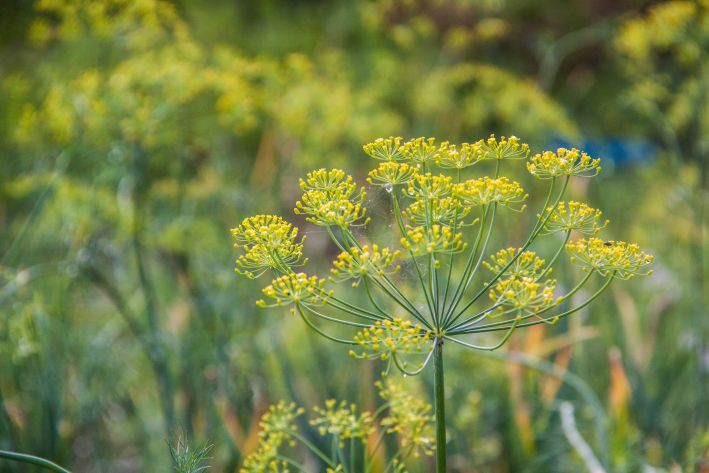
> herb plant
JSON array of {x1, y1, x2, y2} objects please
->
[
  {"x1": 240, "y1": 379, "x2": 434, "y2": 473},
  {"x1": 233, "y1": 135, "x2": 653, "y2": 471}
]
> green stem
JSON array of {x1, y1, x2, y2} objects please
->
[
  {"x1": 449, "y1": 269, "x2": 593, "y2": 334},
  {"x1": 392, "y1": 192, "x2": 436, "y2": 318},
  {"x1": 443, "y1": 204, "x2": 496, "y2": 326},
  {"x1": 447, "y1": 176, "x2": 569, "y2": 327},
  {"x1": 339, "y1": 226, "x2": 425, "y2": 321},
  {"x1": 442, "y1": 207, "x2": 488, "y2": 321},
  {"x1": 0, "y1": 450, "x2": 71, "y2": 473},
  {"x1": 285, "y1": 430, "x2": 337, "y2": 468},
  {"x1": 433, "y1": 338, "x2": 446, "y2": 473},
  {"x1": 441, "y1": 170, "x2": 463, "y2": 312},
  {"x1": 536, "y1": 230, "x2": 571, "y2": 282},
  {"x1": 275, "y1": 455, "x2": 311, "y2": 473},
  {"x1": 296, "y1": 306, "x2": 356, "y2": 345},
  {"x1": 462, "y1": 274, "x2": 613, "y2": 333}
]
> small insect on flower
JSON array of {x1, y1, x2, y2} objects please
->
[
  {"x1": 231, "y1": 215, "x2": 306, "y2": 278},
  {"x1": 257, "y1": 273, "x2": 332, "y2": 313},
  {"x1": 542, "y1": 201, "x2": 608, "y2": 235},
  {"x1": 527, "y1": 147, "x2": 601, "y2": 179},
  {"x1": 566, "y1": 237, "x2": 654, "y2": 279}
]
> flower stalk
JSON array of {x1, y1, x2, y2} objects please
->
[
  {"x1": 433, "y1": 338, "x2": 446, "y2": 473},
  {"x1": 0, "y1": 450, "x2": 71, "y2": 473}
]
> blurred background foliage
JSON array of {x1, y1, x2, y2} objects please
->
[{"x1": 0, "y1": 0, "x2": 707, "y2": 472}]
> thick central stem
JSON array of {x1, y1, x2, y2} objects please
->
[{"x1": 434, "y1": 338, "x2": 446, "y2": 473}]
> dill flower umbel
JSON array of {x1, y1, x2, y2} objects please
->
[
  {"x1": 484, "y1": 248, "x2": 547, "y2": 281},
  {"x1": 543, "y1": 201, "x2": 608, "y2": 235},
  {"x1": 310, "y1": 400, "x2": 375, "y2": 443},
  {"x1": 331, "y1": 244, "x2": 400, "y2": 287},
  {"x1": 399, "y1": 137, "x2": 439, "y2": 164},
  {"x1": 231, "y1": 215, "x2": 306, "y2": 277},
  {"x1": 404, "y1": 196, "x2": 468, "y2": 227},
  {"x1": 377, "y1": 379, "x2": 435, "y2": 458},
  {"x1": 454, "y1": 176, "x2": 527, "y2": 209},
  {"x1": 295, "y1": 168, "x2": 369, "y2": 227},
  {"x1": 434, "y1": 141, "x2": 480, "y2": 169},
  {"x1": 367, "y1": 161, "x2": 419, "y2": 188},
  {"x1": 527, "y1": 147, "x2": 601, "y2": 178},
  {"x1": 351, "y1": 318, "x2": 432, "y2": 361},
  {"x1": 257, "y1": 273, "x2": 331, "y2": 312},
  {"x1": 405, "y1": 173, "x2": 454, "y2": 200},
  {"x1": 566, "y1": 238, "x2": 654, "y2": 279},
  {"x1": 472, "y1": 134, "x2": 530, "y2": 161},
  {"x1": 490, "y1": 276, "x2": 557, "y2": 312},
  {"x1": 240, "y1": 401, "x2": 304, "y2": 473},
  {"x1": 363, "y1": 136, "x2": 405, "y2": 161},
  {"x1": 401, "y1": 224, "x2": 466, "y2": 257},
  {"x1": 242, "y1": 381, "x2": 435, "y2": 472}
]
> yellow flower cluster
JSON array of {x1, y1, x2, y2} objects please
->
[
  {"x1": 367, "y1": 161, "x2": 419, "y2": 188},
  {"x1": 231, "y1": 215, "x2": 305, "y2": 278},
  {"x1": 240, "y1": 401, "x2": 304, "y2": 473},
  {"x1": 376, "y1": 379, "x2": 435, "y2": 458},
  {"x1": 363, "y1": 136, "x2": 405, "y2": 160},
  {"x1": 527, "y1": 148, "x2": 601, "y2": 179},
  {"x1": 331, "y1": 245, "x2": 400, "y2": 286},
  {"x1": 435, "y1": 141, "x2": 481, "y2": 169},
  {"x1": 16, "y1": 41, "x2": 212, "y2": 150},
  {"x1": 405, "y1": 173, "x2": 453, "y2": 200},
  {"x1": 399, "y1": 137, "x2": 439, "y2": 164},
  {"x1": 29, "y1": 0, "x2": 189, "y2": 50},
  {"x1": 566, "y1": 238, "x2": 654, "y2": 279},
  {"x1": 544, "y1": 201, "x2": 608, "y2": 235},
  {"x1": 401, "y1": 225, "x2": 465, "y2": 257},
  {"x1": 351, "y1": 318, "x2": 432, "y2": 361},
  {"x1": 299, "y1": 168, "x2": 356, "y2": 193},
  {"x1": 310, "y1": 400, "x2": 375, "y2": 443},
  {"x1": 257, "y1": 273, "x2": 331, "y2": 312},
  {"x1": 454, "y1": 176, "x2": 527, "y2": 209},
  {"x1": 404, "y1": 196, "x2": 468, "y2": 227},
  {"x1": 616, "y1": 1, "x2": 700, "y2": 66},
  {"x1": 295, "y1": 168, "x2": 369, "y2": 227},
  {"x1": 484, "y1": 248, "x2": 547, "y2": 281},
  {"x1": 364, "y1": 135, "x2": 530, "y2": 168},
  {"x1": 490, "y1": 276, "x2": 557, "y2": 312},
  {"x1": 472, "y1": 134, "x2": 530, "y2": 161}
]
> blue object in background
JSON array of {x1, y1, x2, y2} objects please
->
[{"x1": 547, "y1": 137, "x2": 657, "y2": 168}]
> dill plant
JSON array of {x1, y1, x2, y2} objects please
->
[
  {"x1": 232, "y1": 135, "x2": 653, "y2": 471},
  {"x1": 240, "y1": 379, "x2": 434, "y2": 473}
]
